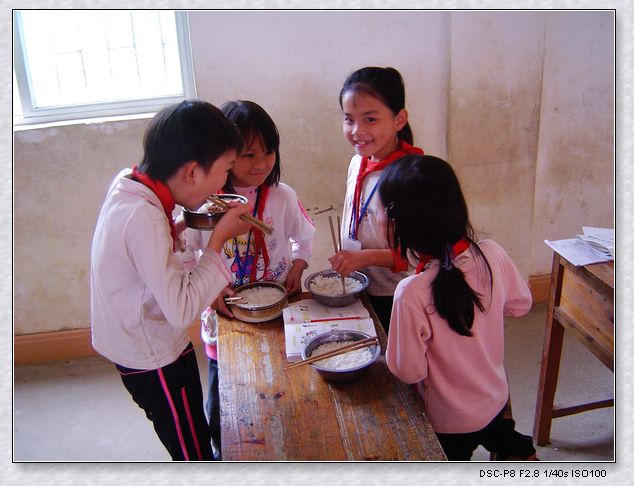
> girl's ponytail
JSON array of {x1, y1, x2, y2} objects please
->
[{"x1": 432, "y1": 243, "x2": 486, "y2": 337}]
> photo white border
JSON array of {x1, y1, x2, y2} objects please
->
[{"x1": 3, "y1": 0, "x2": 630, "y2": 484}]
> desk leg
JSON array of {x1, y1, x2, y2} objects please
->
[{"x1": 533, "y1": 255, "x2": 565, "y2": 446}]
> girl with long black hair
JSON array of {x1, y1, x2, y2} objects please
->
[{"x1": 380, "y1": 154, "x2": 537, "y2": 461}]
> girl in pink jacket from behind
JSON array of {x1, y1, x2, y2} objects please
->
[{"x1": 379, "y1": 155, "x2": 537, "y2": 461}]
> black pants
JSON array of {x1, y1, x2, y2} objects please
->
[
  {"x1": 368, "y1": 294, "x2": 394, "y2": 333},
  {"x1": 116, "y1": 342, "x2": 213, "y2": 461},
  {"x1": 206, "y1": 358, "x2": 221, "y2": 459},
  {"x1": 435, "y1": 403, "x2": 536, "y2": 461}
]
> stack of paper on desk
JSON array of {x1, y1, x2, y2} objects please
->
[
  {"x1": 545, "y1": 226, "x2": 614, "y2": 267},
  {"x1": 575, "y1": 227, "x2": 614, "y2": 258},
  {"x1": 283, "y1": 298, "x2": 377, "y2": 361}
]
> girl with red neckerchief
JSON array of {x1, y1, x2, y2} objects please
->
[
  {"x1": 182, "y1": 100, "x2": 315, "y2": 459},
  {"x1": 379, "y1": 155, "x2": 537, "y2": 461},
  {"x1": 329, "y1": 66, "x2": 424, "y2": 333}
]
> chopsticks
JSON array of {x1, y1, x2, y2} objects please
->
[
  {"x1": 224, "y1": 296, "x2": 243, "y2": 304},
  {"x1": 208, "y1": 195, "x2": 273, "y2": 235},
  {"x1": 284, "y1": 336, "x2": 378, "y2": 370},
  {"x1": 328, "y1": 215, "x2": 347, "y2": 294}
]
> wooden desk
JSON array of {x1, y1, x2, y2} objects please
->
[
  {"x1": 533, "y1": 253, "x2": 614, "y2": 446},
  {"x1": 217, "y1": 293, "x2": 447, "y2": 461}
]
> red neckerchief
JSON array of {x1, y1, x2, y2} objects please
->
[
  {"x1": 351, "y1": 140, "x2": 424, "y2": 238},
  {"x1": 250, "y1": 184, "x2": 271, "y2": 281},
  {"x1": 131, "y1": 166, "x2": 176, "y2": 250},
  {"x1": 415, "y1": 238, "x2": 470, "y2": 274},
  {"x1": 222, "y1": 185, "x2": 271, "y2": 282}
]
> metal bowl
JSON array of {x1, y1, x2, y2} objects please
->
[
  {"x1": 301, "y1": 330, "x2": 381, "y2": 382},
  {"x1": 182, "y1": 194, "x2": 248, "y2": 230},
  {"x1": 304, "y1": 270, "x2": 369, "y2": 307},
  {"x1": 231, "y1": 281, "x2": 288, "y2": 323}
]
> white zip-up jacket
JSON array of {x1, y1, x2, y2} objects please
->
[{"x1": 90, "y1": 169, "x2": 232, "y2": 369}]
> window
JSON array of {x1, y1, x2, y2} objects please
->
[{"x1": 13, "y1": 10, "x2": 195, "y2": 125}]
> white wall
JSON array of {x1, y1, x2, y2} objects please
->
[
  {"x1": 531, "y1": 12, "x2": 614, "y2": 270},
  {"x1": 13, "y1": 11, "x2": 613, "y2": 335},
  {"x1": 448, "y1": 11, "x2": 547, "y2": 276}
]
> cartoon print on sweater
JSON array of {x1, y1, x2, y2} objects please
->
[
  {"x1": 223, "y1": 233, "x2": 285, "y2": 285},
  {"x1": 223, "y1": 234, "x2": 253, "y2": 284},
  {"x1": 230, "y1": 253, "x2": 255, "y2": 281},
  {"x1": 262, "y1": 257, "x2": 287, "y2": 281}
]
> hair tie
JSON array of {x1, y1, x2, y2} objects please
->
[{"x1": 441, "y1": 245, "x2": 454, "y2": 271}]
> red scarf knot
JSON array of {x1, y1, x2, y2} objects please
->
[
  {"x1": 415, "y1": 238, "x2": 470, "y2": 274},
  {"x1": 131, "y1": 166, "x2": 177, "y2": 250},
  {"x1": 351, "y1": 140, "x2": 424, "y2": 238}
]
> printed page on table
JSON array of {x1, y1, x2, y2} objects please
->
[
  {"x1": 282, "y1": 298, "x2": 370, "y2": 323},
  {"x1": 283, "y1": 298, "x2": 375, "y2": 361}
]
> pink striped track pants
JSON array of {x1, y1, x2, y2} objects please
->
[{"x1": 116, "y1": 342, "x2": 214, "y2": 461}]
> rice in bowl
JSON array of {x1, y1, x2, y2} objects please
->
[
  {"x1": 302, "y1": 329, "x2": 380, "y2": 381},
  {"x1": 230, "y1": 282, "x2": 288, "y2": 323},
  {"x1": 309, "y1": 275, "x2": 364, "y2": 296},
  {"x1": 304, "y1": 270, "x2": 369, "y2": 307},
  {"x1": 311, "y1": 340, "x2": 373, "y2": 370},
  {"x1": 182, "y1": 194, "x2": 248, "y2": 230},
  {"x1": 235, "y1": 286, "x2": 286, "y2": 309},
  {"x1": 197, "y1": 196, "x2": 246, "y2": 215}
]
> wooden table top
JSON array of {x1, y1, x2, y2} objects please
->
[{"x1": 217, "y1": 293, "x2": 447, "y2": 461}]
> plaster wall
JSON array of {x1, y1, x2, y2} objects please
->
[
  {"x1": 448, "y1": 11, "x2": 546, "y2": 277},
  {"x1": 13, "y1": 11, "x2": 613, "y2": 335},
  {"x1": 531, "y1": 12, "x2": 614, "y2": 270},
  {"x1": 188, "y1": 10, "x2": 450, "y2": 277}
]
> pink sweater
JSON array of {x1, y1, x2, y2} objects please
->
[{"x1": 385, "y1": 240, "x2": 532, "y2": 434}]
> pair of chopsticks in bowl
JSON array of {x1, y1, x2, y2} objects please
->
[
  {"x1": 283, "y1": 336, "x2": 378, "y2": 371},
  {"x1": 208, "y1": 195, "x2": 273, "y2": 235},
  {"x1": 328, "y1": 215, "x2": 347, "y2": 294},
  {"x1": 223, "y1": 296, "x2": 243, "y2": 304}
]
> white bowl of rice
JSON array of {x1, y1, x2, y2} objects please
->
[
  {"x1": 304, "y1": 270, "x2": 369, "y2": 307},
  {"x1": 301, "y1": 330, "x2": 381, "y2": 382},
  {"x1": 231, "y1": 281, "x2": 288, "y2": 323}
]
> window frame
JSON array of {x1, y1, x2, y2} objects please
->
[{"x1": 13, "y1": 10, "x2": 196, "y2": 126}]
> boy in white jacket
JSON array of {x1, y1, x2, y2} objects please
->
[{"x1": 90, "y1": 100, "x2": 250, "y2": 461}]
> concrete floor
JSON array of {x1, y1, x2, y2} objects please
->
[{"x1": 13, "y1": 303, "x2": 614, "y2": 462}]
